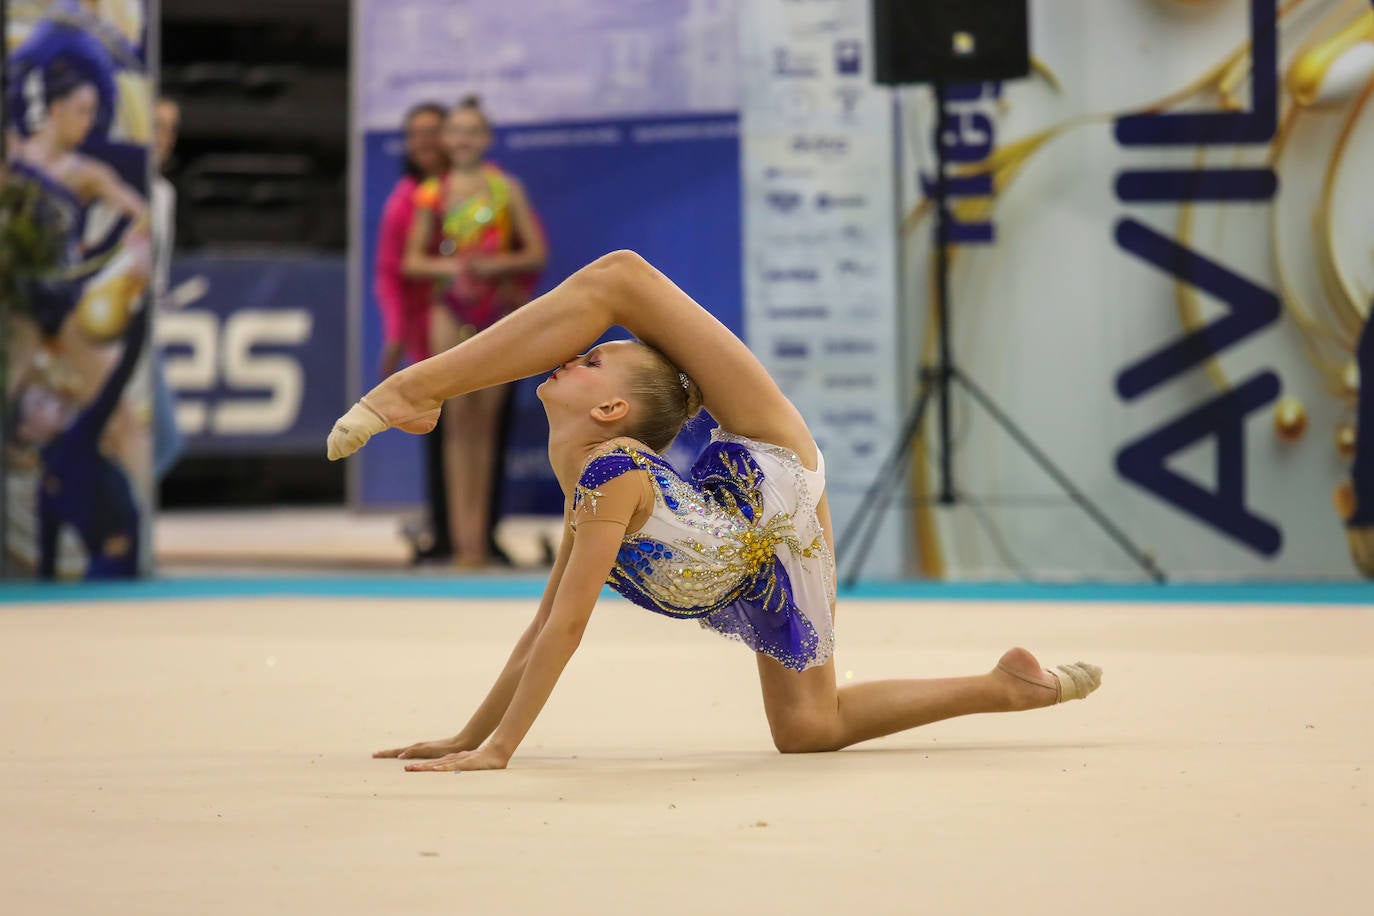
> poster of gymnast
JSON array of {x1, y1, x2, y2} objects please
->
[
  {"x1": 2, "y1": 0, "x2": 155, "y2": 579},
  {"x1": 896, "y1": 0, "x2": 1374, "y2": 579}
]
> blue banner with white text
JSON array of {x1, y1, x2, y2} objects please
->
[{"x1": 160, "y1": 255, "x2": 347, "y2": 456}]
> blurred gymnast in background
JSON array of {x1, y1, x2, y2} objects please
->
[{"x1": 402, "y1": 95, "x2": 547, "y2": 569}]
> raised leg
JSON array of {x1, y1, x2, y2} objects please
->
[{"x1": 332, "y1": 251, "x2": 817, "y2": 466}]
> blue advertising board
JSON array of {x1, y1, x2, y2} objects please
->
[{"x1": 160, "y1": 255, "x2": 347, "y2": 456}]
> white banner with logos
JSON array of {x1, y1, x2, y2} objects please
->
[
  {"x1": 739, "y1": 0, "x2": 906, "y2": 577},
  {"x1": 896, "y1": 0, "x2": 1373, "y2": 580}
]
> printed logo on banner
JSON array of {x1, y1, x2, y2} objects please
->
[
  {"x1": 764, "y1": 305, "x2": 830, "y2": 321},
  {"x1": 840, "y1": 302, "x2": 882, "y2": 322},
  {"x1": 816, "y1": 191, "x2": 866, "y2": 210},
  {"x1": 764, "y1": 165, "x2": 816, "y2": 180},
  {"x1": 834, "y1": 39, "x2": 862, "y2": 75},
  {"x1": 773, "y1": 47, "x2": 820, "y2": 78},
  {"x1": 1110, "y1": 0, "x2": 1282, "y2": 558},
  {"x1": 839, "y1": 223, "x2": 873, "y2": 244},
  {"x1": 836, "y1": 258, "x2": 878, "y2": 278},
  {"x1": 772, "y1": 368, "x2": 811, "y2": 391},
  {"x1": 160, "y1": 257, "x2": 346, "y2": 451},
  {"x1": 823, "y1": 373, "x2": 878, "y2": 390},
  {"x1": 773, "y1": 339, "x2": 812, "y2": 359},
  {"x1": 766, "y1": 229, "x2": 834, "y2": 246},
  {"x1": 918, "y1": 81, "x2": 1002, "y2": 246},
  {"x1": 772, "y1": 85, "x2": 819, "y2": 121},
  {"x1": 763, "y1": 266, "x2": 821, "y2": 283},
  {"x1": 631, "y1": 119, "x2": 739, "y2": 144},
  {"x1": 835, "y1": 86, "x2": 863, "y2": 121},
  {"x1": 765, "y1": 190, "x2": 804, "y2": 213},
  {"x1": 504, "y1": 125, "x2": 623, "y2": 149},
  {"x1": 822, "y1": 408, "x2": 878, "y2": 428},
  {"x1": 825, "y1": 338, "x2": 878, "y2": 356},
  {"x1": 850, "y1": 440, "x2": 878, "y2": 459},
  {"x1": 161, "y1": 308, "x2": 313, "y2": 437},
  {"x1": 791, "y1": 134, "x2": 850, "y2": 157},
  {"x1": 788, "y1": 17, "x2": 850, "y2": 38}
]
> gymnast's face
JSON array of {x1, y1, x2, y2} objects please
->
[
  {"x1": 49, "y1": 84, "x2": 98, "y2": 150},
  {"x1": 536, "y1": 340, "x2": 640, "y2": 432},
  {"x1": 445, "y1": 107, "x2": 491, "y2": 170}
]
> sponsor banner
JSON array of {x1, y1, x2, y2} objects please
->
[
  {"x1": 740, "y1": 0, "x2": 906, "y2": 576},
  {"x1": 3, "y1": 0, "x2": 155, "y2": 580},
  {"x1": 358, "y1": 0, "x2": 738, "y2": 130},
  {"x1": 898, "y1": 0, "x2": 1373, "y2": 579},
  {"x1": 353, "y1": 1, "x2": 744, "y2": 513},
  {"x1": 159, "y1": 255, "x2": 347, "y2": 455}
]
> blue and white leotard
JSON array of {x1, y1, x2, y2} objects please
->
[{"x1": 573, "y1": 430, "x2": 836, "y2": 672}]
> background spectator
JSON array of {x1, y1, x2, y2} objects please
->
[{"x1": 402, "y1": 96, "x2": 547, "y2": 569}]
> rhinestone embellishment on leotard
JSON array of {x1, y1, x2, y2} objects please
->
[{"x1": 572, "y1": 437, "x2": 834, "y2": 671}]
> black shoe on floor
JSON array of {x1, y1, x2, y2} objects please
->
[{"x1": 411, "y1": 543, "x2": 454, "y2": 565}]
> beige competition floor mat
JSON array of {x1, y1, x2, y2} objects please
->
[{"x1": 1, "y1": 594, "x2": 1370, "y2": 914}]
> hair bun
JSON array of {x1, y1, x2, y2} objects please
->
[
  {"x1": 458, "y1": 94, "x2": 483, "y2": 109},
  {"x1": 684, "y1": 377, "x2": 705, "y2": 418}
]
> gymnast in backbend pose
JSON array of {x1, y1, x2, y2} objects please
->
[{"x1": 328, "y1": 251, "x2": 1102, "y2": 772}]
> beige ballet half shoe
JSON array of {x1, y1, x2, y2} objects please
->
[
  {"x1": 996, "y1": 660, "x2": 1103, "y2": 704},
  {"x1": 1047, "y1": 662, "x2": 1102, "y2": 702},
  {"x1": 326, "y1": 398, "x2": 390, "y2": 461}
]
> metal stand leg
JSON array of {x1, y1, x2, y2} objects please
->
[{"x1": 838, "y1": 374, "x2": 938, "y2": 588}]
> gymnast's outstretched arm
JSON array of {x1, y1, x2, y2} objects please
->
[
  {"x1": 400, "y1": 475, "x2": 642, "y2": 772},
  {"x1": 375, "y1": 515, "x2": 576, "y2": 760}
]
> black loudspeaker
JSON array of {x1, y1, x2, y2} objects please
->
[{"x1": 873, "y1": 0, "x2": 1030, "y2": 85}]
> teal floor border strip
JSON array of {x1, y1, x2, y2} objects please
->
[
  {"x1": 0, "y1": 576, "x2": 552, "y2": 604},
  {"x1": 838, "y1": 581, "x2": 1371, "y2": 605},
  {"x1": 0, "y1": 577, "x2": 1369, "y2": 605}
]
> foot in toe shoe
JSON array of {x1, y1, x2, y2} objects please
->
[
  {"x1": 360, "y1": 383, "x2": 442, "y2": 434},
  {"x1": 327, "y1": 400, "x2": 389, "y2": 461},
  {"x1": 393, "y1": 405, "x2": 441, "y2": 434},
  {"x1": 1048, "y1": 661, "x2": 1102, "y2": 703},
  {"x1": 994, "y1": 648, "x2": 1102, "y2": 709}
]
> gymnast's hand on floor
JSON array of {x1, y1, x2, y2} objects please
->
[
  {"x1": 403, "y1": 745, "x2": 511, "y2": 772},
  {"x1": 374, "y1": 736, "x2": 476, "y2": 759}
]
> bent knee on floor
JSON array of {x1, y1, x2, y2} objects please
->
[{"x1": 769, "y1": 716, "x2": 842, "y2": 754}]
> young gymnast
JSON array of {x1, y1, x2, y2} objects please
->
[{"x1": 328, "y1": 251, "x2": 1101, "y2": 772}]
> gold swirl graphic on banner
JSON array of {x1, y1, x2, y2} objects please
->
[
  {"x1": 1315, "y1": 71, "x2": 1374, "y2": 339},
  {"x1": 1287, "y1": 8, "x2": 1374, "y2": 106},
  {"x1": 1267, "y1": 101, "x2": 1348, "y2": 395},
  {"x1": 904, "y1": 0, "x2": 1374, "y2": 576}
]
